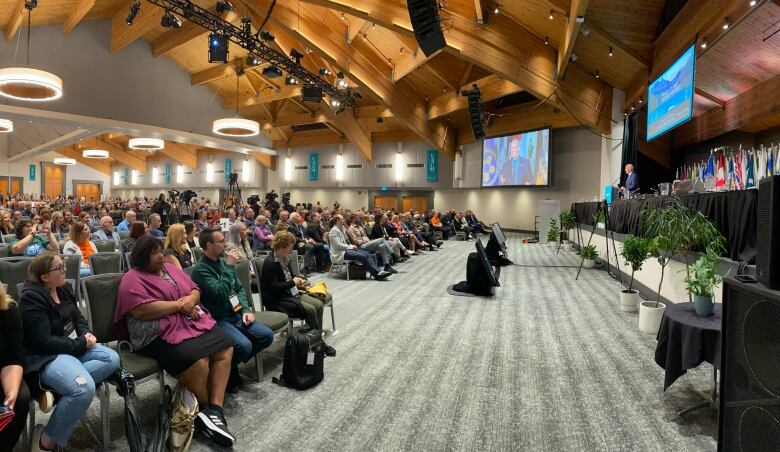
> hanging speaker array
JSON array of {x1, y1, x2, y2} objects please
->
[
  {"x1": 407, "y1": 0, "x2": 447, "y2": 57},
  {"x1": 463, "y1": 84, "x2": 485, "y2": 141}
]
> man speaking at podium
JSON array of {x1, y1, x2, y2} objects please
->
[
  {"x1": 620, "y1": 163, "x2": 639, "y2": 194},
  {"x1": 499, "y1": 135, "x2": 532, "y2": 185}
]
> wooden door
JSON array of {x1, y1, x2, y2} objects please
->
[
  {"x1": 43, "y1": 165, "x2": 64, "y2": 198},
  {"x1": 0, "y1": 178, "x2": 21, "y2": 196},
  {"x1": 373, "y1": 196, "x2": 399, "y2": 211},
  {"x1": 402, "y1": 196, "x2": 428, "y2": 213},
  {"x1": 74, "y1": 183, "x2": 101, "y2": 200}
]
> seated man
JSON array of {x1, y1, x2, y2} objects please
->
[
  {"x1": 439, "y1": 211, "x2": 455, "y2": 239},
  {"x1": 453, "y1": 212, "x2": 472, "y2": 240},
  {"x1": 116, "y1": 210, "x2": 136, "y2": 232},
  {"x1": 370, "y1": 213, "x2": 409, "y2": 261},
  {"x1": 329, "y1": 215, "x2": 390, "y2": 280},
  {"x1": 465, "y1": 210, "x2": 488, "y2": 235},
  {"x1": 304, "y1": 211, "x2": 331, "y2": 272},
  {"x1": 287, "y1": 212, "x2": 316, "y2": 273},
  {"x1": 192, "y1": 228, "x2": 274, "y2": 393},
  {"x1": 147, "y1": 213, "x2": 164, "y2": 238},
  {"x1": 91, "y1": 215, "x2": 120, "y2": 247},
  {"x1": 346, "y1": 213, "x2": 395, "y2": 273}
]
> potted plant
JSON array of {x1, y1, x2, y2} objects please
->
[
  {"x1": 619, "y1": 235, "x2": 651, "y2": 312},
  {"x1": 683, "y1": 248, "x2": 724, "y2": 316},
  {"x1": 559, "y1": 211, "x2": 576, "y2": 251},
  {"x1": 594, "y1": 210, "x2": 606, "y2": 229},
  {"x1": 546, "y1": 218, "x2": 559, "y2": 247},
  {"x1": 581, "y1": 244, "x2": 598, "y2": 268}
]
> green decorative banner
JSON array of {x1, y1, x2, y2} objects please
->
[
  {"x1": 426, "y1": 149, "x2": 439, "y2": 182},
  {"x1": 309, "y1": 153, "x2": 319, "y2": 181},
  {"x1": 124, "y1": 167, "x2": 129, "y2": 186},
  {"x1": 225, "y1": 159, "x2": 232, "y2": 181},
  {"x1": 29, "y1": 164, "x2": 36, "y2": 181},
  {"x1": 165, "y1": 163, "x2": 172, "y2": 184}
]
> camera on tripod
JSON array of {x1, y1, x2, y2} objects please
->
[
  {"x1": 181, "y1": 190, "x2": 197, "y2": 204},
  {"x1": 281, "y1": 192, "x2": 291, "y2": 204},
  {"x1": 168, "y1": 189, "x2": 180, "y2": 202},
  {"x1": 264, "y1": 190, "x2": 279, "y2": 211}
]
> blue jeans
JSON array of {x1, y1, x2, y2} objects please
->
[
  {"x1": 345, "y1": 249, "x2": 381, "y2": 275},
  {"x1": 39, "y1": 344, "x2": 120, "y2": 446},
  {"x1": 217, "y1": 313, "x2": 274, "y2": 367}
]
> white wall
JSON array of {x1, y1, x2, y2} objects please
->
[
  {"x1": 601, "y1": 87, "x2": 625, "y2": 189},
  {"x1": 435, "y1": 127, "x2": 603, "y2": 230},
  {"x1": 0, "y1": 151, "x2": 110, "y2": 197}
]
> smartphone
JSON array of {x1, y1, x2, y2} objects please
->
[{"x1": 735, "y1": 275, "x2": 757, "y2": 283}]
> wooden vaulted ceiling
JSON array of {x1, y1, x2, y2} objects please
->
[{"x1": 3, "y1": 0, "x2": 778, "y2": 164}]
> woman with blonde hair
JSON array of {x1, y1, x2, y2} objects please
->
[
  {"x1": 225, "y1": 222, "x2": 253, "y2": 261},
  {"x1": 50, "y1": 211, "x2": 69, "y2": 239},
  {"x1": 63, "y1": 221, "x2": 97, "y2": 277},
  {"x1": 163, "y1": 223, "x2": 192, "y2": 269},
  {"x1": 0, "y1": 282, "x2": 30, "y2": 450},
  {"x1": 0, "y1": 211, "x2": 14, "y2": 235}
]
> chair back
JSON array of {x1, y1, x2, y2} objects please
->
[
  {"x1": 93, "y1": 240, "x2": 116, "y2": 253},
  {"x1": 59, "y1": 254, "x2": 83, "y2": 298},
  {"x1": 289, "y1": 250, "x2": 301, "y2": 276},
  {"x1": 183, "y1": 266, "x2": 195, "y2": 277},
  {"x1": 235, "y1": 259, "x2": 252, "y2": 308},
  {"x1": 118, "y1": 231, "x2": 130, "y2": 241},
  {"x1": 80, "y1": 274, "x2": 123, "y2": 343},
  {"x1": 2, "y1": 234, "x2": 16, "y2": 244},
  {"x1": 0, "y1": 257, "x2": 33, "y2": 298},
  {"x1": 59, "y1": 240, "x2": 66, "y2": 254},
  {"x1": 251, "y1": 256, "x2": 267, "y2": 311},
  {"x1": 0, "y1": 244, "x2": 9, "y2": 258},
  {"x1": 191, "y1": 247, "x2": 204, "y2": 263},
  {"x1": 89, "y1": 252, "x2": 122, "y2": 275},
  {"x1": 124, "y1": 252, "x2": 133, "y2": 271}
]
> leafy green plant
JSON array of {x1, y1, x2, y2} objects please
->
[
  {"x1": 559, "y1": 211, "x2": 577, "y2": 239},
  {"x1": 683, "y1": 248, "x2": 724, "y2": 297},
  {"x1": 546, "y1": 218, "x2": 559, "y2": 243},
  {"x1": 642, "y1": 205, "x2": 684, "y2": 307},
  {"x1": 594, "y1": 209, "x2": 605, "y2": 225},
  {"x1": 620, "y1": 235, "x2": 651, "y2": 292},
  {"x1": 581, "y1": 244, "x2": 598, "y2": 260}
]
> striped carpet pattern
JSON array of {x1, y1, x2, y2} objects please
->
[{"x1": 63, "y1": 234, "x2": 716, "y2": 451}]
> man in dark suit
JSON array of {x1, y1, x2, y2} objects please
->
[
  {"x1": 499, "y1": 136, "x2": 532, "y2": 185},
  {"x1": 304, "y1": 211, "x2": 330, "y2": 272},
  {"x1": 620, "y1": 163, "x2": 640, "y2": 194},
  {"x1": 287, "y1": 212, "x2": 315, "y2": 274}
]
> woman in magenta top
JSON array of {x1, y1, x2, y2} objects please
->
[{"x1": 252, "y1": 215, "x2": 274, "y2": 252}]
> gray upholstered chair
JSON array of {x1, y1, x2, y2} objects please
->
[
  {"x1": 123, "y1": 252, "x2": 133, "y2": 272},
  {"x1": 2, "y1": 234, "x2": 16, "y2": 244},
  {"x1": 117, "y1": 231, "x2": 130, "y2": 241},
  {"x1": 58, "y1": 254, "x2": 83, "y2": 300},
  {"x1": 80, "y1": 273, "x2": 165, "y2": 448},
  {"x1": 191, "y1": 246, "x2": 204, "y2": 263},
  {"x1": 88, "y1": 252, "x2": 122, "y2": 275},
  {"x1": 0, "y1": 257, "x2": 33, "y2": 299},
  {"x1": 93, "y1": 240, "x2": 116, "y2": 253},
  {"x1": 0, "y1": 244, "x2": 9, "y2": 258}
]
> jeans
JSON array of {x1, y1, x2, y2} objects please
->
[
  {"x1": 39, "y1": 344, "x2": 120, "y2": 446},
  {"x1": 345, "y1": 249, "x2": 381, "y2": 275},
  {"x1": 217, "y1": 313, "x2": 274, "y2": 367},
  {"x1": 79, "y1": 263, "x2": 92, "y2": 278},
  {"x1": 360, "y1": 238, "x2": 392, "y2": 266}
]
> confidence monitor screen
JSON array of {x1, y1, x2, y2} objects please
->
[
  {"x1": 482, "y1": 128, "x2": 550, "y2": 187},
  {"x1": 647, "y1": 44, "x2": 696, "y2": 141}
]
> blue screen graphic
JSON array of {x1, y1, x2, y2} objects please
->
[{"x1": 647, "y1": 44, "x2": 696, "y2": 141}]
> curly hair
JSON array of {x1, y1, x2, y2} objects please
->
[
  {"x1": 271, "y1": 229, "x2": 295, "y2": 250},
  {"x1": 13, "y1": 219, "x2": 31, "y2": 239},
  {"x1": 130, "y1": 235, "x2": 162, "y2": 270}
]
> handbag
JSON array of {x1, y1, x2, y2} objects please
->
[
  {"x1": 169, "y1": 383, "x2": 198, "y2": 452},
  {"x1": 303, "y1": 281, "x2": 328, "y2": 300}
]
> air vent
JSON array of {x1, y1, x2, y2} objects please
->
[
  {"x1": 347, "y1": 164, "x2": 362, "y2": 169},
  {"x1": 407, "y1": 163, "x2": 424, "y2": 168},
  {"x1": 294, "y1": 165, "x2": 308, "y2": 170},
  {"x1": 376, "y1": 163, "x2": 392, "y2": 168},
  {"x1": 495, "y1": 91, "x2": 538, "y2": 109},
  {"x1": 321, "y1": 164, "x2": 335, "y2": 169}
]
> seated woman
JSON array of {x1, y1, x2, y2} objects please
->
[
  {"x1": 50, "y1": 211, "x2": 70, "y2": 240},
  {"x1": 194, "y1": 210, "x2": 209, "y2": 233},
  {"x1": 252, "y1": 215, "x2": 273, "y2": 252},
  {"x1": 120, "y1": 221, "x2": 146, "y2": 256},
  {"x1": 8, "y1": 219, "x2": 60, "y2": 257},
  {"x1": 0, "y1": 283, "x2": 30, "y2": 451},
  {"x1": 453, "y1": 212, "x2": 472, "y2": 239},
  {"x1": 390, "y1": 214, "x2": 420, "y2": 254},
  {"x1": 261, "y1": 231, "x2": 335, "y2": 356},
  {"x1": 183, "y1": 220, "x2": 199, "y2": 250},
  {"x1": 225, "y1": 222, "x2": 253, "y2": 261},
  {"x1": 115, "y1": 236, "x2": 235, "y2": 447},
  {"x1": 19, "y1": 252, "x2": 120, "y2": 451},
  {"x1": 62, "y1": 221, "x2": 97, "y2": 277},
  {"x1": 163, "y1": 223, "x2": 193, "y2": 270},
  {"x1": 0, "y1": 211, "x2": 13, "y2": 235}
]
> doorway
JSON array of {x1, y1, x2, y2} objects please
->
[
  {"x1": 402, "y1": 196, "x2": 428, "y2": 213},
  {"x1": 0, "y1": 177, "x2": 23, "y2": 197},
  {"x1": 373, "y1": 196, "x2": 399, "y2": 211},
  {"x1": 42, "y1": 163, "x2": 65, "y2": 198},
  {"x1": 74, "y1": 182, "x2": 101, "y2": 200}
]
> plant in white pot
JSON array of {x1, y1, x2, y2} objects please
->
[
  {"x1": 559, "y1": 211, "x2": 577, "y2": 251},
  {"x1": 581, "y1": 244, "x2": 598, "y2": 268},
  {"x1": 683, "y1": 248, "x2": 724, "y2": 316},
  {"x1": 546, "y1": 218, "x2": 559, "y2": 247},
  {"x1": 619, "y1": 235, "x2": 651, "y2": 312}
]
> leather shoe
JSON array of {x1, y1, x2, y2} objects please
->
[
  {"x1": 374, "y1": 270, "x2": 391, "y2": 280},
  {"x1": 384, "y1": 264, "x2": 398, "y2": 274},
  {"x1": 324, "y1": 344, "x2": 337, "y2": 357}
]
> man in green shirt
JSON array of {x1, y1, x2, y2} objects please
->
[{"x1": 191, "y1": 228, "x2": 273, "y2": 393}]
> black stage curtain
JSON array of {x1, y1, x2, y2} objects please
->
[
  {"x1": 572, "y1": 190, "x2": 757, "y2": 262},
  {"x1": 620, "y1": 113, "x2": 638, "y2": 188}
]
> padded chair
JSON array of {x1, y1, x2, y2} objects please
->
[
  {"x1": 2, "y1": 234, "x2": 16, "y2": 244},
  {"x1": 191, "y1": 246, "x2": 204, "y2": 263},
  {"x1": 183, "y1": 266, "x2": 195, "y2": 277},
  {"x1": 89, "y1": 252, "x2": 122, "y2": 275},
  {"x1": 93, "y1": 240, "x2": 116, "y2": 253},
  {"x1": 0, "y1": 244, "x2": 9, "y2": 258},
  {"x1": 0, "y1": 257, "x2": 33, "y2": 299},
  {"x1": 117, "y1": 231, "x2": 130, "y2": 241},
  {"x1": 80, "y1": 274, "x2": 165, "y2": 447},
  {"x1": 454, "y1": 230, "x2": 467, "y2": 241},
  {"x1": 59, "y1": 240, "x2": 66, "y2": 254},
  {"x1": 123, "y1": 252, "x2": 133, "y2": 272},
  {"x1": 59, "y1": 254, "x2": 83, "y2": 300}
]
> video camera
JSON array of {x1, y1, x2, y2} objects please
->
[
  {"x1": 168, "y1": 189, "x2": 180, "y2": 202},
  {"x1": 281, "y1": 192, "x2": 291, "y2": 204},
  {"x1": 181, "y1": 190, "x2": 197, "y2": 204},
  {"x1": 264, "y1": 190, "x2": 279, "y2": 211}
]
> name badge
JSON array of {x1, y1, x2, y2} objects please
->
[
  {"x1": 290, "y1": 285, "x2": 300, "y2": 296},
  {"x1": 229, "y1": 293, "x2": 241, "y2": 311}
]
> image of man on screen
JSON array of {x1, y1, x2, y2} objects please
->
[{"x1": 499, "y1": 136, "x2": 532, "y2": 185}]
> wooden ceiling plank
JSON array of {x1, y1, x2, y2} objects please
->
[
  {"x1": 63, "y1": 0, "x2": 96, "y2": 36},
  {"x1": 694, "y1": 87, "x2": 726, "y2": 110},
  {"x1": 458, "y1": 101, "x2": 579, "y2": 144},
  {"x1": 254, "y1": 153, "x2": 277, "y2": 170},
  {"x1": 157, "y1": 141, "x2": 198, "y2": 169},
  {"x1": 152, "y1": 21, "x2": 207, "y2": 58},
  {"x1": 93, "y1": 138, "x2": 147, "y2": 172},
  {"x1": 557, "y1": 0, "x2": 590, "y2": 78},
  {"x1": 474, "y1": 0, "x2": 485, "y2": 24},
  {"x1": 347, "y1": 17, "x2": 368, "y2": 42},
  {"x1": 428, "y1": 75, "x2": 524, "y2": 120},
  {"x1": 584, "y1": 21, "x2": 649, "y2": 70},
  {"x1": 4, "y1": 0, "x2": 25, "y2": 43},
  {"x1": 56, "y1": 146, "x2": 111, "y2": 175},
  {"x1": 459, "y1": 63, "x2": 474, "y2": 87},
  {"x1": 110, "y1": 1, "x2": 165, "y2": 54},
  {"x1": 392, "y1": 49, "x2": 441, "y2": 82},
  {"x1": 191, "y1": 59, "x2": 243, "y2": 86}
]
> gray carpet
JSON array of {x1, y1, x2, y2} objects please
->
[{"x1": 57, "y1": 234, "x2": 717, "y2": 451}]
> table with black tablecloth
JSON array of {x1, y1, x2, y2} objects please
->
[
  {"x1": 571, "y1": 190, "x2": 758, "y2": 261},
  {"x1": 654, "y1": 302, "x2": 722, "y2": 390}
]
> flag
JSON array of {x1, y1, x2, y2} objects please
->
[
  {"x1": 768, "y1": 147, "x2": 774, "y2": 177},
  {"x1": 734, "y1": 152, "x2": 743, "y2": 189},
  {"x1": 705, "y1": 151, "x2": 715, "y2": 177},
  {"x1": 746, "y1": 152, "x2": 755, "y2": 188},
  {"x1": 727, "y1": 153, "x2": 734, "y2": 190},
  {"x1": 716, "y1": 151, "x2": 726, "y2": 190}
]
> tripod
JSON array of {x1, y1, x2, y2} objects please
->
[
  {"x1": 223, "y1": 178, "x2": 242, "y2": 210},
  {"x1": 575, "y1": 200, "x2": 623, "y2": 282}
]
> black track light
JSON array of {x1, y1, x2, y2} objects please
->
[
  {"x1": 259, "y1": 30, "x2": 275, "y2": 42},
  {"x1": 208, "y1": 33, "x2": 229, "y2": 63},
  {"x1": 216, "y1": 0, "x2": 234, "y2": 14},
  {"x1": 24, "y1": 0, "x2": 37, "y2": 10},
  {"x1": 319, "y1": 67, "x2": 332, "y2": 77},
  {"x1": 290, "y1": 48, "x2": 304, "y2": 64},
  {"x1": 246, "y1": 54, "x2": 260, "y2": 66},
  {"x1": 262, "y1": 66, "x2": 283, "y2": 78},
  {"x1": 336, "y1": 71, "x2": 348, "y2": 89},
  {"x1": 285, "y1": 75, "x2": 299, "y2": 86},
  {"x1": 161, "y1": 11, "x2": 182, "y2": 29},
  {"x1": 126, "y1": 1, "x2": 141, "y2": 25},
  {"x1": 182, "y1": 0, "x2": 194, "y2": 18}
]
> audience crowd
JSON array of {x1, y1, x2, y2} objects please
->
[{"x1": 0, "y1": 193, "x2": 488, "y2": 450}]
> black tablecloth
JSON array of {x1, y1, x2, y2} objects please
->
[
  {"x1": 572, "y1": 201, "x2": 600, "y2": 227},
  {"x1": 654, "y1": 302, "x2": 722, "y2": 390},
  {"x1": 572, "y1": 190, "x2": 758, "y2": 261}
]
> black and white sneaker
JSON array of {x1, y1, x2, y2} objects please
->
[{"x1": 196, "y1": 405, "x2": 235, "y2": 447}]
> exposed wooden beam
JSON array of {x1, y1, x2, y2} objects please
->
[
  {"x1": 428, "y1": 75, "x2": 523, "y2": 120},
  {"x1": 356, "y1": 106, "x2": 395, "y2": 120},
  {"x1": 250, "y1": 0, "x2": 457, "y2": 158},
  {"x1": 191, "y1": 59, "x2": 242, "y2": 86},
  {"x1": 323, "y1": 104, "x2": 373, "y2": 161},
  {"x1": 474, "y1": 0, "x2": 485, "y2": 24},
  {"x1": 422, "y1": 64, "x2": 457, "y2": 93},
  {"x1": 56, "y1": 146, "x2": 111, "y2": 175},
  {"x1": 372, "y1": 131, "x2": 421, "y2": 143},
  {"x1": 157, "y1": 141, "x2": 198, "y2": 169},
  {"x1": 63, "y1": 0, "x2": 95, "y2": 36},
  {"x1": 273, "y1": 129, "x2": 350, "y2": 149},
  {"x1": 262, "y1": 111, "x2": 331, "y2": 129},
  {"x1": 4, "y1": 0, "x2": 25, "y2": 43},
  {"x1": 152, "y1": 21, "x2": 206, "y2": 58},
  {"x1": 111, "y1": 1, "x2": 164, "y2": 53},
  {"x1": 254, "y1": 153, "x2": 277, "y2": 170},
  {"x1": 584, "y1": 21, "x2": 649, "y2": 70},
  {"x1": 458, "y1": 101, "x2": 579, "y2": 144},
  {"x1": 674, "y1": 74, "x2": 780, "y2": 148},
  {"x1": 695, "y1": 88, "x2": 726, "y2": 110},
  {"x1": 391, "y1": 49, "x2": 440, "y2": 82},
  {"x1": 459, "y1": 63, "x2": 474, "y2": 87},
  {"x1": 346, "y1": 17, "x2": 368, "y2": 42},
  {"x1": 557, "y1": 0, "x2": 590, "y2": 78},
  {"x1": 224, "y1": 86, "x2": 303, "y2": 110},
  {"x1": 541, "y1": 0, "x2": 570, "y2": 15}
]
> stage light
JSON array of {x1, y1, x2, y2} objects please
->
[
  {"x1": 285, "y1": 75, "x2": 298, "y2": 85},
  {"x1": 206, "y1": 162, "x2": 214, "y2": 183},
  {"x1": 216, "y1": 0, "x2": 234, "y2": 14},
  {"x1": 262, "y1": 66, "x2": 283, "y2": 78},
  {"x1": 208, "y1": 33, "x2": 229, "y2": 63},
  {"x1": 630, "y1": 106, "x2": 635, "y2": 111},
  {"x1": 82, "y1": 149, "x2": 109, "y2": 159},
  {"x1": 570, "y1": 53, "x2": 578, "y2": 62},
  {"x1": 700, "y1": 38, "x2": 707, "y2": 49},
  {"x1": 53, "y1": 157, "x2": 76, "y2": 166},
  {"x1": 161, "y1": 11, "x2": 182, "y2": 28},
  {"x1": 336, "y1": 154, "x2": 344, "y2": 181},
  {"x1": 212, "y1": 118, "x2": 260, "y2": 137},
  {"x1": 544, "y1": 36, "x2": 548, "y2": 45},
  {"x1": 608, "y1": 47, "x2": 613, "y2": 57},
  {"x1": 372, "y1": 22, "x2": 376, "y2": 30},
  {"x1": 242, "y1": 159, "x2": 250, "y2": 183},
  {"x1": 284, "y1": 157, "x2": 292, "y2": 181},
  {"x1": 290, "y1": 48, "x2": 304, "y2": 64},
  {"x1": 494, "y1": 5, "x2": 499, "y2": 14},
  {"x1": 0, "y1": 119, "x2": 13, "y2": 133},
  {"x1": 638, "y1": 97, "x2": 643, "y2": 104},
  {"x1": 548, "y1": 10, "x2": 554, "y2": 20},
  {"x1": 177, "y1": 165, "x2": 184, "y2": 183},
  {"x1": 128, "y1": 138, "x2": 164, "y2": 150},
  {"x1": 319, "y1": 68, "x2": 332, "y2": 77},
  {"x1": 336, "y1": 72, "x2": 348, "y2": 89},
  {"x1": 152, "y1": 166, "x2": 159, "y2": 184},
  {"x1": 259, "y1": 30, "x2": 275, "y2": 42},
  {"x1": 723, "y1": 18, "x2": 730, "y2": 30},
  {"x1": 595, "y1": 70, "x2": 599, "y2": 79},
  {"x1": 126, "y1": 1, "x2": 140, "y2": 25},
  {"x1": 183, "y1": 0, "x2": 194, "y2": 18},
  {"x1": 330, "y1": 98, "x2": 341, "y2": 108},
  {"x1": 246, "y1": 54, "x2": 260, "y2": 66},
  {"x1": 750, "y1": 0, "x2": 757, "y2": 5},
  {"x1": 241, "y1": 16, "x2": 252, "y2": 36},
  {"x1": 362, "y1": 33, "x2": 367, "y2": 41}
]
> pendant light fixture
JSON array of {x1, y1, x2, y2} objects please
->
[
  {"x1": 213, "y1": 69, "x2": 259, "y2": 137},
  {"x1": 53, "y1": 157, "x2": 76, "y2": 165},
  {"x1": 128, "y1": 137, "x2": 164, "y2": 151},
  {"x1": 0, "y1": 4, "x2": 63, "y2": 102},
  {"x1": 82, "y1": 136, "x2": 109, "y2": 159},
  {"x1": 0, "y1": 119, "x2": 13, "y2": 133}
]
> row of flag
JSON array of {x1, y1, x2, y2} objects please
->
[{"x1": 676, "y1": 145, "x2": 779, "y2": 190}]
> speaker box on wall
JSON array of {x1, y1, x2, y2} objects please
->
[
  {"x1": 467, "y1": 87, "x2": 485, "y2": 141},
  {"x1": 757, "y1": 174, "x2": 779, "y2": 289},
  {"x1": 407, "y1": 0, "x2": 446, "y2": 57},
  {"x1": 718, "y1": 278, "x2": 780, "y2": 451}
]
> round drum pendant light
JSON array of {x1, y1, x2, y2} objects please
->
[
  {"x1": 128, "y1": 138, "x2": 165, "y2": 150},
  {"x1": 83, "y1": 149, "x2": 109, "y2": 159},
  {"x1": 53, "y1": 157, "x2": 76, "y2": 165},
  {"x1": 212, "y1": 117, "x2": 260, "y2": 137},
  {"x1": 0, "y1": 119, "x2": 13, "y2": 133}
]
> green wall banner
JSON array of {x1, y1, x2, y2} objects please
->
[
  {"x1": 309, "y1": 153, "x2": 319, "y2": 181},
  {"x1": 29, "y1": 165, "x2": 36, "y2": 181},
  {"x1": 426, "y1": 149, "x2": 439, "y2": 182}
]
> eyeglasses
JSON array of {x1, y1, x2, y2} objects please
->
[{"x1": 45, "y1": 265, "x2": 67, "y2": 274}]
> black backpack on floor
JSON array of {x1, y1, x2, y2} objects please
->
[{"x1": 273, "y1": 325, "x2": 325, "y2": 390}]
